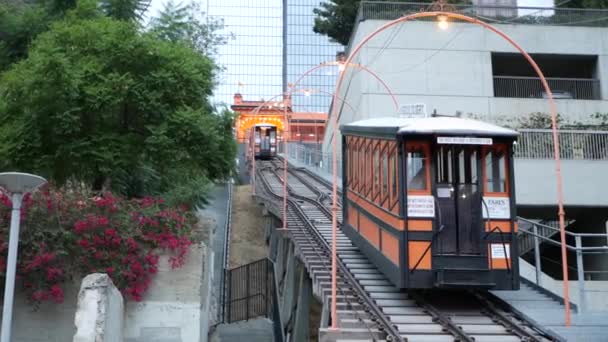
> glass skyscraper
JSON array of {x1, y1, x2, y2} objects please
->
[{"x1": 206, "y1": 0, "x2": 342, "y2": 112}]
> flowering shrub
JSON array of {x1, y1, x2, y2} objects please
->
[{"x1": 0, "y1": 186, "x2": 197, "y2": 304}]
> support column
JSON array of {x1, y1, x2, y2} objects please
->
[
  {"x1": 575, "y1": 236, "x2": 586, "y2": 313},
  {"x1": 281, "y1": 245, "x2": 297, "y2": 323},
  {"x1": 292, "y1": 268, "x2": 312, "y2": 342}
]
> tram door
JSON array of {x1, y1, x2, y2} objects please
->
[
  {"x1": 260, "y1": 127, "x2": 270, "y2": 151},
  {"x1": 434, "y1": 146, "x2": 483, "y2": 255}
]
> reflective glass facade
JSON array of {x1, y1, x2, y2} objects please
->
[
  {"x1": 207, "y1": 0, "x2": 284, "y2": 107},
  {"x1": 286, "y1": 0, "x2": 342, "y2": 112},
  {"x1": 206, "y1": 0, "x2": 342, "y2": 112}
]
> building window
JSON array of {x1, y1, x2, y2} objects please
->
[{"x1": 492, "y1": 53, "x2": 601, "y2": 100}]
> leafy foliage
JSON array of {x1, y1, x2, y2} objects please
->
[
  {"x1": 517, "y1": 112, "x2": 563, "y2": 129},
  {"x1": 99, "y1": 0, "x2": 150, "y2": 21},
  {"x1": 0, "y1": 3, "x2": 51, "y2": 71},
  {"x1": 148, "y1": 0, "x2": 233, "y2": 58},
  {"x1": 0, "y1": 14, "x2": 234, "y2": 207},
  {"x1": 0, "y1": 186, "x2": 197, "y2": 303},
  {"x1": 558, "y1": 0, "x2": 608, "y2": 9},
  {"x1": 313, "y1": 0, "x2": 470, "y2": 45}
]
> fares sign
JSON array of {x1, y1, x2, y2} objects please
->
[
  {"x1": 482, "y1": 197, "x2": 511, "y2": 219},
  {"x1": 407, "y1": 195, "x2": 435, "y2": 218},
  {"x1": 437, "y1": 136, "x2": 493, "y2": 145},
  {"x1": 490, "y1": 243, "x2": 510, "y2": 259}
]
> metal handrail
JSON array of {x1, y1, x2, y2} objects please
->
[
  {"x1": 289, "y1": 129, "x2": 608, "y2": 165},
  {"x1": 357, "y1": 1, "x2": 608, "y2": 25},
  {"x1": 495, "y1": 75, "x2": 600, "y2": 82},
  {"x1": 519, "y1": 217, "x2": 608, "y2": 241}
]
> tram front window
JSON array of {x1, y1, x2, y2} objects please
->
[
  {"x1": 407, "y1": 148, "x2": 427, "y2": 191},
  {"x1": 485, "y1": 148, "x2": 507, "y2": 193}
]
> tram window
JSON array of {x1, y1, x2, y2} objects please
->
[
  {"x1": 407, "y1": 147, "x2": 428, "y2": 191},
  {"x1": 435, "y1": 147, "x2": 452, "y2": 184},
  {"x1": 458, "y1": 149, "x2": 478, "y2": 184},
  {"x1": 366, "y1": 142, "x2": 372, "y2": 195},
  {"x1": 382, "y1": 152, "x2": 388, "y2": 196},
  {"x1": 485, "y1": 148, "x2": 507, "y2": 193},
  {"x1": 391, "y1": 154, "x2": 397, "y2": 198},
  {"x1": 352, "y1": 145, "x2": 356, "y2": 186},
  {"x1": 374, "y1": 147, "x2": 380, "y2": 198}
]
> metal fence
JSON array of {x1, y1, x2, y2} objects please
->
[
  {"x1": 356, "y1": 2, "x2": 608, "y2": 27},
  {"x1": 224, "y1": 258, "x2": 274, "y2": 323},
  {"x1": 285, "y1": 130, "x2": 608, "y2": 176},
  {"x1": 515, "y1": 129, "x2": 608, "y2": 160},
  {"x1": 493, "y1": 76, "x2": 601, "y2": 100},
  {"x1": 518, "y1": 217, "x2": 608, "y2": 313},
  {"x1": 287, "y1": 142, "x2": 342, "y2": 177}
]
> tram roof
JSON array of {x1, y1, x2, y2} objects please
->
[{"x1": 341, "y1": 116, "x2": 518, "y2": 138}]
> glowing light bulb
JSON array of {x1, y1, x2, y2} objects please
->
[
  {"x1": 304, "y1": 90, "x2": 311, "y2": 97},
  {"x1": 338, "y1": 63, "x2": 346, "y2": 72},
  {"x1": 437, "y1": 15, "x2": 449, "y2": 30}
]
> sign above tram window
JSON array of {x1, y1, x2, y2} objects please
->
[
  {"x1": 437, "y1": 136, "x2": 493, "y2": 145},
  {"x1": 399, "y1": 103, "x2": 427, "y2": 118}
]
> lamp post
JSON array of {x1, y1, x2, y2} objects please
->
[
  {"x1": 0, "y1": 172, "x2": 47, "y2": 342},
  {"x1": 328, "y1": 0, "x2": 570, "y2": 327}
]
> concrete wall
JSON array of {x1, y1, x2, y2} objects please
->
[
  {"x1": 514, "y1": 159, "x2": 608, "y2": 206},
  {"x1": 4, "y1": 282, "x2": 79, "y2": 342},
  {"x1": 125, "y1": 243, "x2": 210, "y2": 342},
  {"x1": 73, "y1": 273, "x2": 124, "y2": 342},
  {"x1": 324, "y1": 20, "x2": 608, "y2": 153}
]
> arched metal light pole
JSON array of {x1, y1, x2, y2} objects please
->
[
  {"x1": 250, "y1": 88, "x2": 358, "y2": 232},
  {"x1": 0, "y1": 172, "x2": 47, "y2": 342},
  {"x1": 328, "y1": 4, "x2": 570, "y2": 329},
  {"x1": 289, "y1": 61, "x2": 400, "y2": 111}
]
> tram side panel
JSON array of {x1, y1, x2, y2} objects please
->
[{"x1": 342, "y1": 134, "x2": 408, "y2": 288}]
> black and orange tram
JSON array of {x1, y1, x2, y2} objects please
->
[
  {"x1": 253, "y1": 124, "x2": 277, "y2": 160},
  {"x1": 340, "y1": 115, "x2": 520, "y2": 290}
]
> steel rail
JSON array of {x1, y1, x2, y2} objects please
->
[
  {"x1": 266, "y1": 168, "x2": 382, "y2": 340},
  {"x1": 258, "y1": 159, "x2": 561, "y2": 342},
  {"x1": 257, "y1": 162, "x2": 403, "y2": 341}
]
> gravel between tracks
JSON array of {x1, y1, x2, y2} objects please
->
[{"x1": 229, "y1": 185, "x2": 268, "y2": 268}]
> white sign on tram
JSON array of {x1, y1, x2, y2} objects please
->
[
  {"x1": 437, "y1": 136, "x2": 493, "y2": 145},
  {"x1": 490, "y1": 243, "x2": 510, "y2": 259},
  {"x1": 399, "y1": 103, "x2": 427, "y2": 118},
  {"x1": 482, "y1": 197, "x2": 511, "y2": 219},
  {"x1": 407, "y1": 195, "x2": 435, "y2": 218}
]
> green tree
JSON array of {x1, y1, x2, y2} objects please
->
[
  {"x1": 148, "y1": 0, "x2": 232, "y2": 58},
  {"x1": 0, "y1": 15, "x2": 233, "y2": 206},
  {"x1": 313, "y1": 0, "x2": 469, "y2": 46},
  {"x1": 99, "y1": 0, "x2": 150, "y2": 21},
  {"x1": 558, "y1": 0, "x2": 608, "y2": 9},
  {"x1": 0, "y1": 3, "x2": 51, "y2": 70}
]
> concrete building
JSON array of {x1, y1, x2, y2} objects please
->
[
  {"x1": 315, "y1": 2, "x2": 608, "y2": 285},
  {"x1": 325, "y1": 3, "x2": 608, "y2": 148},
  {"x1": 324, "y1": 2, "x2": 608, "y2": 172}
]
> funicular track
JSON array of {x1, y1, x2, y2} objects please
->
[{"x1": 256, "y1": 159, "x2": 561, "y2": 342}]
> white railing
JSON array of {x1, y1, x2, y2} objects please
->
[
  {"x1": 518, "y1": 217, "x2": 608, "y2": 313},
  {"x1": 286, "y1": 131, "x2": 608, "y2": 170},
  {"x1": 494, "y1": 76, "x2": 601, "y2": 100},
  {"x1": 516, "y1": 129, "x2": 608, "y2": 160}
]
